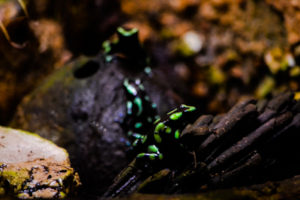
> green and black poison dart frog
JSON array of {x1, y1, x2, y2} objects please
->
[
  {"x1": 105, "y1": 27, "x2": 198, "y2": 165},
  {"x1": 121, "y1": 78, "x2": 159, "y2": 145},
  {"x1": 133, "y1": 104, "x2": 197, "y2": 164},
  {"x1": 122, "y1": 78, "x2": 197, "y2": 165}
]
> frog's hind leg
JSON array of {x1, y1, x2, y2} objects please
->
[
  {"x1": 136, "y1": 145, "x2": 163, "y2": 161},
  {"x1": 137, "y1": 152, "x2": 163, "y2": 161}
]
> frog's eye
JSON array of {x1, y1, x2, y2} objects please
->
[{"x1": 181, "y1": 104, "x2": 196, "y2": 112}]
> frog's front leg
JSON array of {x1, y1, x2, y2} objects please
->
[
  {"x1": 131, "y1": 133, "x2": 147, "y2": 147},
  {"x1": 137, "y1": 145, "x2": 163, "y2": 161}
]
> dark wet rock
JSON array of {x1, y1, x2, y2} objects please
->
[
  {"x1": 0, "y1": 0, "x2": 123, "y2": 125},
  {"x1": 10, "y1": 43, "x2": 183, "y2": 194}
]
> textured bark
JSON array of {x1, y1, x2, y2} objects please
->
[{"x1": 104, "y1": 92, "x2": 300, "y2": 198}]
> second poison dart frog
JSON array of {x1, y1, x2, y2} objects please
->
[{"x1": 122, "y1": 78, "x2": 197, "y2": 167}]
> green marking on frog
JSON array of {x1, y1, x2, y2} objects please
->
[
  {"x1": 117, "y1": 27, "x2": 138, "y2": 37},
  {"x1": 134, "y1": 122, "x2": 143, "y2": 129},
  {"x1": 148, "y1": 145, "x2": 159, "y2": 153},
  {"x1": 152, "y1": 103, "x2": 157, "y2": 108},
  {"x1": 127, "y1": 131, "x2": 133, "y2": 136},
  {"x1": 149, "y1": 154, "x2": 156, "y2": 160},
  {"x1": 154, "y1": 122, "x2": 165, "y2": 133},
  {"x1": 144, "y1": 67, "x2": 152, "y2": 75},
  {"x1": 167, "y1": 108, "x2": 177, "y2": 115},
  {"x1": 165, "y1": 126, "x2": 172, "y2": 134},
  {"x1": 154, "y1": 133, "x2": 162, "y2": 143},
  {"x1": 137, "y1": 153, "x2": 145, "y2": 158},
  {"x1": 137, "y1": 152, "x2": 162, "y2": 160},
  {"x1": 170, "y1": 112, "x2": 183, "y2": 120},
  {"x1": 174, "y1": 129, "x2": 180, "y2": 139},
  {"x1": 132, "y1": 133, "x2": 143, "y2": 139},
  {"x1": 132, "y1": 134, "x2": 146, "y2": 147},
  {"x1": 138, "y1": 84, "x2": 145, "y2": 90},
  {"x1": 144, "y1": 96, "x2": 150, "y2": 101},
  {"x1": 132, "y1": 141, "x2": 137, "y2": 147},
  {"x1": 147, "y1": 117, "x2": 152, "y2": 123},
  {"x1": 102, "y1": 40, "x2": 111, "y2": 53},
  {"x1": 159, "y1": 154, "x2": 163, "y2": 160},
  {"x1": 154, "y1": 117, "x2": 161, "y2": 124},
  {"x1": 142, "y1": 135, "x2": 147, "y2": 144},
  {"x1": 134, "y1": 97, "x2": 143, "y2": 116},
  {"x1": 105, "y1": 55, "x2": 113, "y2": 62},
  {"x1": 127, "y1": 101, "x2": 133, "y2": 115},
  {"x1": 124, "y1": 79, "x2": 137, "y2": 96}
]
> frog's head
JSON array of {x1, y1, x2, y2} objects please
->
[
  {"x1": 165, "y1": 104, "x2": 197, "y2": 120},
  {"x1": 180, "y1": 104, "x2": 196, "y2": 112},
  {"x1": 102, "y1": 27, "x2": 148, "y2": 67},
  {"x1": 154, "y1": 104, "x2": 198, "y2": 130}
]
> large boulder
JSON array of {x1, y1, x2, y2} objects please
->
[{"x1": 11, "y1": 52, "x2": 182, "y2": 194}]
